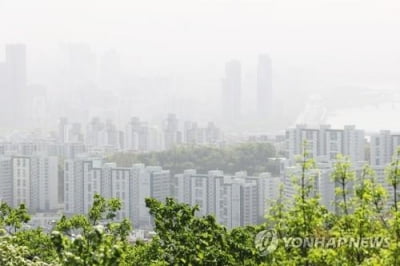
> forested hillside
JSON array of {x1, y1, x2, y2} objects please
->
[{"x1": 109, "y1": 143, "x2": 280, "y2": 176}]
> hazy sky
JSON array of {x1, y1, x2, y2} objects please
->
[
  {"x1": 1, "y1": 0, "x2": 400, "y2": 121},
  {"x1": 1, "y1": 0, "x2": 399, "y2": 71}
]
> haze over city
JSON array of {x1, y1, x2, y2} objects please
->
[
  {"x1": 3, "y1": 2, "x2": 400, "y2": 265},
  {"x1": 1, "y1": 0, "x2": 400, "y2": 133}
]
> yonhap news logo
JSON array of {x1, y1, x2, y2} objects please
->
[
  {"x1": 255, "y1": 229, "x2": 278, "y2": 256},
  {"x1": 255, "y1": 229, "x2": 390, "y2": 256}
]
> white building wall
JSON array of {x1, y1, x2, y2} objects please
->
[
  {"x1": 12, "y1": 156, "x2": 31, "y2": 208},
  {"x1": 0, "y1": 158, "x2": 12, "y2": 205},
  {"x1": 30, "y1": 156, "x2": 59, "y2": 211},
  {"x1": 110, "y1": 168, "x2": 131, "y2": 220},
  {"x1": 344, "y1": 125, "x2": 365, "y2": 163},
  {"x1": 370, "y1": 131, "x2": 392, "y2": 167},
  {"x1": 190, "y1": 175, "x2": 208, "y2": 216}
]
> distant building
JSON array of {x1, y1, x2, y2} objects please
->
[
  {"x1": 222, "y1": 60, "x2": 241, "y2": 122},
  {"x1": 58, "y1": 117, "x2": 84, "y2": 144},
  {"x1": 125, "y1": 117, "x2": 162, "y2": 152},
  {"x1": 64, "y1": 159, "x2": 171, "y2": 229},
  {"x1": 0, "y1": 155, "x2": 59, "y2": 212},
  {"x1": 0, "y1": 158, "x2": 13, "y2": 206},
  {"x1": 172, "y1": 170, "x2": 276, "y2": 228},
  {"x1": 164, "y1": 114, "x2": 182, "y2": 149},
  {"x1": 64, "y1": 158, "x2": 102, "y2": 215},
  {"x1": 0, "y1": 44, "x2": 27, "y2": 126},
  {"x1": 286, "y1": 124, "x2": 365, "y2": 165},
  {"x1": 183, "y1": 121, "x2": 221, "y2": 145},
  {"x1": 370, "y1": 130, "x2": 400, "y2": 167},
  {"x1": 85, "y1": 118, "x2": 121, "y2": 151},
  {"x1": 283, "y1": 162, "x2": 335, "y2": 212}
]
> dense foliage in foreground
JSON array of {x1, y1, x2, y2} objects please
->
[{"x1": 3, "y1": 148, "x2": 400, "y2": 265}]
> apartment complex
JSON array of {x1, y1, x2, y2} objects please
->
[
  {"x1": 0, "y1": 155, "x2": 59, "y2": 212},
  {"x1": 286, "y1": 125, "x2": 365, "y2": 164},
  {"x1": 172, "y1": 170, "x2": 279, "y2": 228},
  {"x1": 64, "y1": 159, "x2": 171, "y2": 229}
]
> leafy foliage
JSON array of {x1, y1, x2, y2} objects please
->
[
  {"x1": 5, "y1": 148, "x2": 400, "y2": 265},
  {"x1": 108, "y1": 143, "x2": 278, "y2": 176},
  {"x1": 145, "y1": 197, "x2": 234, "y2": 265}
]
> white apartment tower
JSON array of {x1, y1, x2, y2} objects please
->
[
  {"x1": 0, "y1": 155, "x2": 58, "y2": 212},
  {"x1": 286, "y1": 125, "x2": 365, "y2": 165},
  {"x1": 370, "y1": 130, "x2": 400, "y2": 167},
  {"x1": 64, "y1": 160, "x2": 171, "y2": 229},
  {"x1": 172, "y1": 170, "x2": 272, "y2": 228}
]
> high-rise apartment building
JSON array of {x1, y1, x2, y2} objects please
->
[
  {"x1": 164, "y1": 114, "x2": 181, "y2": 149},
  {"x1": 125, "y1": 117, "x2": 163, "y2": 152},
  {"x1": 222, "y1": 60, "x2": 241, "y2": 122},
  {"x1": 58, "y1": 118, "x2": 83, "y2": 144},
  {"x1": 183, "y1": 121, "x2": 221, "y2": 145},
  {"x1": 172, "y1": 170, "x2": 274, "y2": 228},
  {"x1": 370, "y1": 130, "x2": 400, "y2": 167},
  {"x1": 0, "y1": 155, "x2": 58, "y2": 212},
  {"x1": 286, "y1": 125, "x2": 365, "y2": 164},
  {"x1": 64, "y1": 159, "x2": 171, "y2": 229},
  {"x1": 0, "y1": 44, "x2": 27, "y2": 126}
]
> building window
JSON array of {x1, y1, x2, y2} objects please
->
[
  {"x1": 195, "y1": 178, "x2": 203, "y2": 187},
  {"x1": 306, "y1": 131, "x2": 314, "y2": 139},
  {"x1": 330, "y1": 143, "x2": 338, "y2": 151},
  {"x1": 195, "y1": 189, "x2": 202, "y2": 197}
]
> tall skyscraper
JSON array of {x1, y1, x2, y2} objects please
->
[
  {"x1": 0, "y1": 44, "x2": 27, "y2": 126},
  {"x1": 58, "y1": 117, "x2": 69, "y2": 143},
  {"x1": 257, "y1": 54, "x2": 272, "y2": 117},
  {"x1": 164, "y1": 114, "x2": 181, "y2": 149},
  {"x1": 0, "y1": 63, "x2": 7, "y2": 90},
  {"x1": 0, "y1": 62, "x2": 8, "y2": 125},
  {"x1": 6, "y1": 44, "x2": 27, "y2": 92},
  {"x1": 222, "y1": 60, "x2": 241, "y2": 122}
]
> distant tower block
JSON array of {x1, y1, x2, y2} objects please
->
[{"x1": 222, "y1": 60, "x2": 241, "y2": 122}]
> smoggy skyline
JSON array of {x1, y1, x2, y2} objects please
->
[{"x1": 1, "y1": 0, "x2": 400, "y2": 131}]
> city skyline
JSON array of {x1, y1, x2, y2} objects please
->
[{"x1": 1, "y1": 1, "x2": 400, "y2": 133}]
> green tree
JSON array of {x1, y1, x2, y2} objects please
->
[
  {"x1": 386, "y1": 148, "x2": 400, "y2": 265},
  {"x1": 51, "y1": 194, "x2": 132, "y2": 266},
  {"x1": 331, "y1": 163, "x2": 387, "y2": 265},
  {"x1": 145, "y1": 197, "x2": 234, "y2": 265},
  {"x1": 0, "y1": 202, "x2": 30, "y2": 234},
  {"x1": 263, "y1": 144, "x2": 329, "y2": 265}
]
